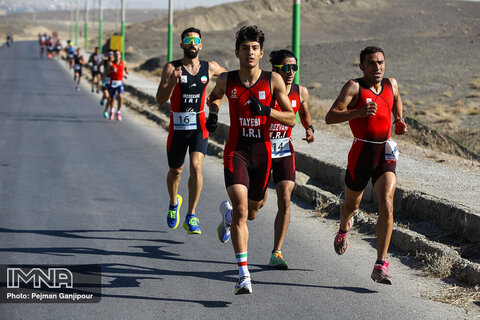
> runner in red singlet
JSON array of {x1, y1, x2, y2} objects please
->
[
  {"x1": 258, "y1": 49, "x2": 314, "y2": 270},
  {"x1": 325, "y1": 46, "x2": 407, "y2": 285},
  {"x1": 207, "y1": 26, "x2": 296, "y2": 294},
  {"x1": 107, "y1": 50, "x2": 128, "y2": 121},
  {"x1": 156, "y1": 27, "x2": 226, "y2": 235}
]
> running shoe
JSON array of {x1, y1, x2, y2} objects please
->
[
  {"x1": 183, "y1": 214, "x2": 201, "y2": 234},
  {"x1": 371, "y1": 262, "x2": 393, "y2": 285},
  {"x1": 235, "y1": 275, "x2": 252, "y2": 295},
  {"x1": 103, "y1": 111, "x2": 109, "y2": 118},
  {"x1": 91, "y1": 88, "x2": 94, "y2": 93},
  {"x1": 167, "y1": 194, "x2": 182, "y2": 229},
  {"x1": 269, "y1": 250, "x2": 288, "y2": 269},
  {"x1": 75, "y1": 85, "x2": 80, "y2": 91},
  {"x1": 109, "y1": 110, "x2": 115, "y2": 120},
  {"x1": 334, "y1": 218, "x2": 353, "y2": 255},
  {"x1": 217, "y1": 200, "x2": 232, "y2": 243},
  {"x1": 100, "y1": 98, "x2": 104, "y2": 106},
  {"x1": 116, "y1": 112, "x2": 122, "y2": 121}
]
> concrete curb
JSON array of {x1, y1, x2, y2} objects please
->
[{"x1": 119, "y1": 82, "x2": 480, "y2": 286}]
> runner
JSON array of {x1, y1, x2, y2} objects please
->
[
  {"x1": 73, "y1": 48, "x2": 86, "y2": 91},
  {"x1": 208, "y1": 25, "x2": 296, "y2": 294},
  {"x1": 258, "y1": 49, "x2": 314, "y2": 269},
  {"x1": 156, "y1": 27, "x2": 226, "y2": 234},
  {"x1": 38, "y1": 34, "x2": 45, "y2": 58},
  {"x1": 107, "y1": 50, "x2": 129, "y2": 121},
  {"x1": 88, "y1": 47, "x2": 103, "y2": 93},
  {"x1": 53, "y1": 38, "x2": 62, "y2": 60},
  {"x1": 65, "y1": 41, "x2": 75, "y2": 69},
  {"x1": 100, "y1": 50, "x2": 114, "y2": 118},
  {"x1": 6, "y1": 34, "x2": 13, "y2": 47},
  {"x1": 324, "y1": 46, "x2": 407, "y2": 285}
]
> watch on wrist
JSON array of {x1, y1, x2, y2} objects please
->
[{"x1": 306, "y1": 125, "x2": 314, "y2": 133}]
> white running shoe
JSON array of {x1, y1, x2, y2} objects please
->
[{"x1": 217, "y1": 200, "x2": 232, "y2": 243}]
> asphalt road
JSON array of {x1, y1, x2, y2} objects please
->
[{"x1": 0, "y1": 41, "x2": 472, "y2": 319}]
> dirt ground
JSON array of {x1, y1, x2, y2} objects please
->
[{"x1": 130, "y1": 0, "x2": 480, "y2": 170}]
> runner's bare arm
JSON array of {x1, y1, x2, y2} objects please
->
[
  {"x1": 298, "y1": 85, "x2": 314, "y2": 143},
  {"x1": 325, "y1": 80, "x2": 375, "y2": 124},
  {"x1": 270, "y1": 72, "x2": 296, "y2": 127},
  {"x1": 390, "y1": 77, "x2": 407, "y2": 134},
  {"x1": 208, "y1": 61, "x2": 227, "y2": 78},
  {"x1": 123, "y1": 63, "x2": 129, "y2": 79},
  {"x1": 156, "y1": 63, "x2": 181, "y2": 105}
]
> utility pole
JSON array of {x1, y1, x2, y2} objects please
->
[
  {"x1": 70, "y1": 1, "x2": 73, "y2": 41},
  {"x1": 85, "y1": 0, "x2": 89, "y2": 50},
  {"x1": 168, "y1": 0, "x2": 173, "y2": 62},
  {"x1": 292, "y1": 0, "x2": 301, "y2": 85},
  {"x1": 121, "y1": 0, "x2": 126, "y2": 60},
  {"x1": 75, "y1": 0, "x2": 79, "y2": 47},
  {"x1": 99, "y1": 0, "x2": 103, "y2": 53}
]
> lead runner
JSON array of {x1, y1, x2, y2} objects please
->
[{"x1": 206, "y1": 25, "x2": 296, "y2": 294}]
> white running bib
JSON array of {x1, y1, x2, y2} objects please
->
[
  {"x1": 111, "y1": 80, "x2": 122, "y2": 88},
  {"x1": 173, "y1": 111, "x2": 197, "y2": 130},
  {"x1": 271, "y1": 138, "x2": 291, "y2": 158},
  {"x1": 74, "y1": 65, "x2": 81, "y2": 70},
  {"x1": 385, "y1": 139, "x2": 399, "y2": 161}
]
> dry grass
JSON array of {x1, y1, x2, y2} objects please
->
[
  {"x1": 442, "y1": 91, "x2": 453, "y2": 98},
  {"x1": 309, "y1": 98, "x2": 333, "y2": 119},
  {"x1": 471, "y1": 78, "x2": 480, "y2": 90},
  {"x1": 467, "y1": 104, "x2": 480, "y2": 115},
  {"x1": 415, "y1": 251, "x2": 454, "y2": 278},
  {"x1": 422, "y1": 285, "x2": 480, "y2": 308}
]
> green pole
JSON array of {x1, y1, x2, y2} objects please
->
[
  {"x1": 168, "y1": 0, "x2": 173, "y2": 62},
  {"x1": 292, "y1": 0, "x2": 301, "y2": 122},
  {"x1": 121, "y1": 0, "x2": 125, "y2": 60},
  {"x1": 70, "y1": 2, "x2": 73, "y2": 41},
  {"x1": 75, "y1": 0, "x2": 79, "y2": 47},
  {"x1": 84, "y1": 0, "x2": 88, "y2": 51},
  {"x1": 292, "y1": 0, "x2": 301, "y2": 85},
  {"x1": 99, "y1": 0, "x2": 103, "y2": 53}
]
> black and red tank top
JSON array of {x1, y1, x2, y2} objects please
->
[
  {"x1": 169, "y1": 60, "x2": 210, "y2": 134},
  {"x1": 224, "y1": 70, "x2": 274, "y2": 153},
  {"x1": 348, "y1": 78, "x2": 394, "y2": 142},
  {"x1": 270, "y1": 83, "x2": 301, "y2": 139}
]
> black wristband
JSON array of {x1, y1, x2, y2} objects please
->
[{"x1": 306, "y1": 125, "x2": 314, "y2": 133}]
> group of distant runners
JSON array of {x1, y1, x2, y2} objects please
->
[
  {"x1": 156, "y1": 25, "x2": 408, "y2": 295},
  {"x1": 38, "y1": 35, "x2": 129, "y2": 121}
]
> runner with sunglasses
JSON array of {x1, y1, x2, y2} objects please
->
[
  {"x1": 256, "y1": 49, "x2": 314, "y2": 269},
  {"x1": 207, "y1": 26, "x2": 296, "y2": 294},
  {"x1": 156, "y1": 27, "x2": 226, "y2": 235},
  {"x1": 325, "y1": 46, "x2": 407, "y2": 285}
]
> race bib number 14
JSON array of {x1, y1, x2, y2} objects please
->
[{"x1": 271, "y1": 138, "x2": 291, "y2": 158}]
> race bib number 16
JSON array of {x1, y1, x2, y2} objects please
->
[{"x1": 173, "y1": 112, "x2": 197, "y2": 130}]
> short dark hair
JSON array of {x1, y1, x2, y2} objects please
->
[
  {"x1": 235, "y1": 25, "x2": 265, "y2": 51},
  {"x1": 360, "y1": 46, "x2": 385, "y2": 64},
  {"x1": 269, "y1": 49, "x2": 297, "y2": 66},
  {"x1": 181, "y1": 27, "x2": 201, "y2": 40}
]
